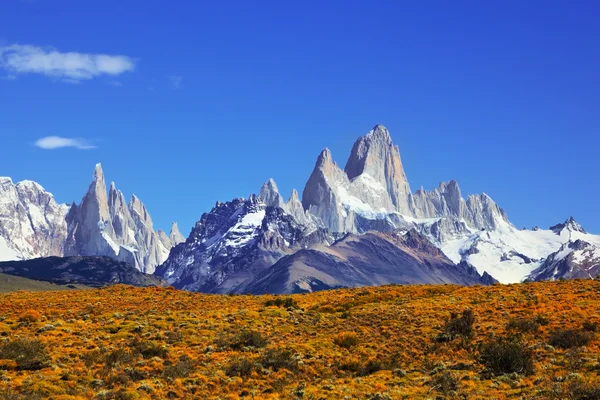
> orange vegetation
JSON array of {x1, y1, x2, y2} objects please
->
[{"x1": 0, "y1": 280, "x2": 599, "y2": 399}]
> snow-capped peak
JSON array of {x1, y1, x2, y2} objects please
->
[{"x1": 550, "y1": 217, "x2": 586, "y2": 234}]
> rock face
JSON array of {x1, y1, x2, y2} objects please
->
[
  {"x1": 301, "y1": 124, "x2": 509, "y2": 234},
  {"x1": 155, "y1": 195, "x2": 334, "y2": 293},
  {"x1": 237, "y1": 230, "x2": 491, "y2": 294},
  {"x1": 0, "y1": 256, "x2": 166, "y2": 288},
  {"x1": 64, "y1": 164, "x2": 180, "y2": 273},
  {"x1": 0, "y1": 177, "x2": 68, "y2": 261},
  {"x1": 344, "y1": 124, "x2": 413, "y2": 214},
  {"x1": 412, "y1": 181, "x2": 508, "y2": 230}
]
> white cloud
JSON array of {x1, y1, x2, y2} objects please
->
[
  {"x1": 34, "y1": 136, "x2": 96, "y2": 150},
  {"x1": 0, "y1": 44, "x2": 136, "y2": 82},
  {"x1": 169, "y1": 75, "x2": 183, "y2": 89}
]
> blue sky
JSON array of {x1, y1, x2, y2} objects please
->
[{"x1": 1, "y1": 0, "x2": 598, "y2": 235}]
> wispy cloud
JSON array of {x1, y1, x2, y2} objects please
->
[
  {"x1": 169, "y1": 75, "x2": 183, "y2": 89},
  {"x1": 0, "y1": 44, "x2": 136, "y2": 83},
  {"x1": 34, "y1": 136, "x2": 96, "y2": 150}
]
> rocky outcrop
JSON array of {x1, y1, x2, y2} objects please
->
[
  {"x1": 169, "y1": 221, "x2": 185, "y2": 246},
  {"x1": 0, "y1": 177, "x2": 68, "y2": 261},
  {"x1": 412, "y1": 181, "x2": 508, "y2": 230},
  {"x1": 64, "y1": 164, "x2": 178, "y2": 273}
]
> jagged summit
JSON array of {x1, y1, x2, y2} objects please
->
[
  {"x1": 550, "y1": 217, "x2": 586, "y2": 234},
  {"x1": 302, "y1": 124, "x2": 508, "y2": 233},
  {"x1": 93, "y1": 163, "x2": 104, "y2": 181},
  {"x1": 364, "y1": 124, "x2": 393, "y2": 144},
  {"x1": 64, "y1": 165, "x2": 177, "y2": 273},
  {"x1": 259, "y1": 178, "x2": 284, "y2": 208},
  {"x1": 169, "y1": 221, "x2": 185, "y2": 245}
]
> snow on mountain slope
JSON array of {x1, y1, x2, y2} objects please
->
[
  {"x1": 0, "y1": 236, "x2": 19, "y2": 261},
  {"x1": 302, "y1": 125, "x2": 509, "y2": 234},
  {"x1": 438, "y1": 217, "x2": 600, "y2": 283},
  {"x1": 155, "y1": 195, "x2": 334, "y2": 293},
  {"x1": 64, "y1": 164, "x2": 182, "y2": 273},
  {"x1": 0, "y1": 177, "x2": 68, "y2": 261},
  {"x1": 529, "y1": 239, "x2": 600, "y2": 281}
]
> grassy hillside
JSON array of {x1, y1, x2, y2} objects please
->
[
  {"x1": 0, "y1": 280, "x2": 599, "y2": 399},
  {"x1": 0, "y1": 273, "x2": 89, "y2": 293}
]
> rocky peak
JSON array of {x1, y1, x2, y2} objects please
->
[
  {"x1": 344, "y1": 124, "x2": 412, "y2": 214},
  {"x1": 288, "y1": 189, "x2": 300, "y2": 203},
  {"x1": 259, "y1": 178, "x2": 284, "y2": 208},
  {"x1": 169, "y1": 221, "x2": 185, "y2": 245},
  {"x1": 64, "y1": 164, "x2": 175, "y2": 273},
  {"x1": 129, "y1": 194, "x2": 153, "y2": 228},
  {"x1": 0, "y1": 176, "x2": 68, "y2": 260},
  {"x1": 550, "y1": 217, "x2": 586, "y2": 234}
]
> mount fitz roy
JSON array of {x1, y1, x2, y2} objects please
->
[
  {"x1": 0, "y1": 164, "x2": 183, "y2": 274},
  {"x1": 156, "y1": 124, "x2": 599, "y2": 293},
  {"x1": 1, "y1": 124, "x2": 599, "y2": 293}
]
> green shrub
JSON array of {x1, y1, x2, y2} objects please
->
[
  {"x1": 225, "y1": 357, "x2": 257, "y2": 377},
  {"x1": 260, "y1": 348, "x2": 298, "y2": 372},
  {"x1": 103, "y1": 349, "x2": 134, "y2": 368},
  {"x1": 506, "y1": 317, "x2": 539, "y2": 334},
  {"x1": 130, "y1": 339, "x2": 168, "y2": 358},
  {"x1": 479, "y1": 336, "x2": 534, "y2": 376},
  {"x1": 264, "y1": 297, "x2": 298, "y2": 309},
  {"x1": 549, "y1": 329, "x2": 594, "y2": 349},
  {"x1": 582, "y1": 321, "x2": 598, "y2": 332},
  {"x1": 356, "y1": 359, "x2": 383, "y2": 376},
  {"x1": 0, "y1": 338, "x2": 50, "y2": 370},
  {"x1": 333, "y1": 332, "x2": 359, "y2": 349},
  {"x1": 429, "y1": 371, "x2": 459, "y2": 396},
  {"x1": 163, "y1": 356, "x2": 194, "y2": 379},
  {"x1": 436, "y1": 309, "x2": 475, "y2": 341},
  {"x1": 216, "y1": 330, "x2": 268, "y2": 350}
]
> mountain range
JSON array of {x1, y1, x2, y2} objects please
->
[{"x1": 1, "y1": 124, "x2": 598, "y2": 293}]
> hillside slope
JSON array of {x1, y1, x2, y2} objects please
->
[
  {"x1": 0, "y1": 273, "x2": 89, "y2": 293},
  {"x1": 0, "y1": 256, "x2": 166, "y2": 288},
  {"x1": 0, "y1": 281, "x2": 599, "y2": 399}
]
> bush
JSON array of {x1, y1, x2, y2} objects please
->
[
  {"x1": 429, "y1": 371, "x2": 459, "y2": 396},
  {"x1": 356, "y1": 359, "x2": 383, "y2": 376},
  {"x1": 216, "y1": 330, "x2": 268, "y2": 350},
  {"x1": 479, "y1": 336, "x2": 534, "y2": 376},
  {"x1": 130, "y1": 339, "x2": 168, "y2": 358},
  {"x1": 437, "y1": 309, "x2": 475, "y2": 341},
  {"x1": 18, "y1": 310, "x2": 41, "y2": 324},
  {"x1": 506, "y1": 317, "x2": 539, "y2": 334},
  {"x1": 260, "y1": 348, "x2": 298, "y2": 372},
  {"x1": 334, "y1": 332, "x2": 359, "y2": 349},
  {"x1": 163, "y1": 356, "x2": 194, "y2": 379},
  {"x1": 264, "y1": 297, "x2": 298, "y2": 309},
  {"x1": 562, "y1": 380, "x2": 600, "y2": 400},
  {"x1": 549, "y1": 329, "x2": 594, "y2": 349},
  {"x1": 103, "y1": 349, "x2": 134, "y2": 368},
  {"x1": 0, "y1": 338, "x2": 50, "y2": 370},
  {"x1": 225, "y1": 357, "x2": 257, "y2": 377},
  {"x1": 583, "y1": 321, "x2": 598, "y2": 332}
]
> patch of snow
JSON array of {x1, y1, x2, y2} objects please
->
[
  {"x1": 440, "y1": 218, "x2": 573, "y2": 284},
  {"x1": 223, "y1": 209, "x2": 266, "y2": 248},
  {"x1": 102, "y1": 232, "x2": 120, "y2": 254},
  {"x1": 0, "y1": 236, "x2": 20, "y2": 261},
  {"x1": 336, "y1": 185, "x2": 388, "y2": 219}
]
